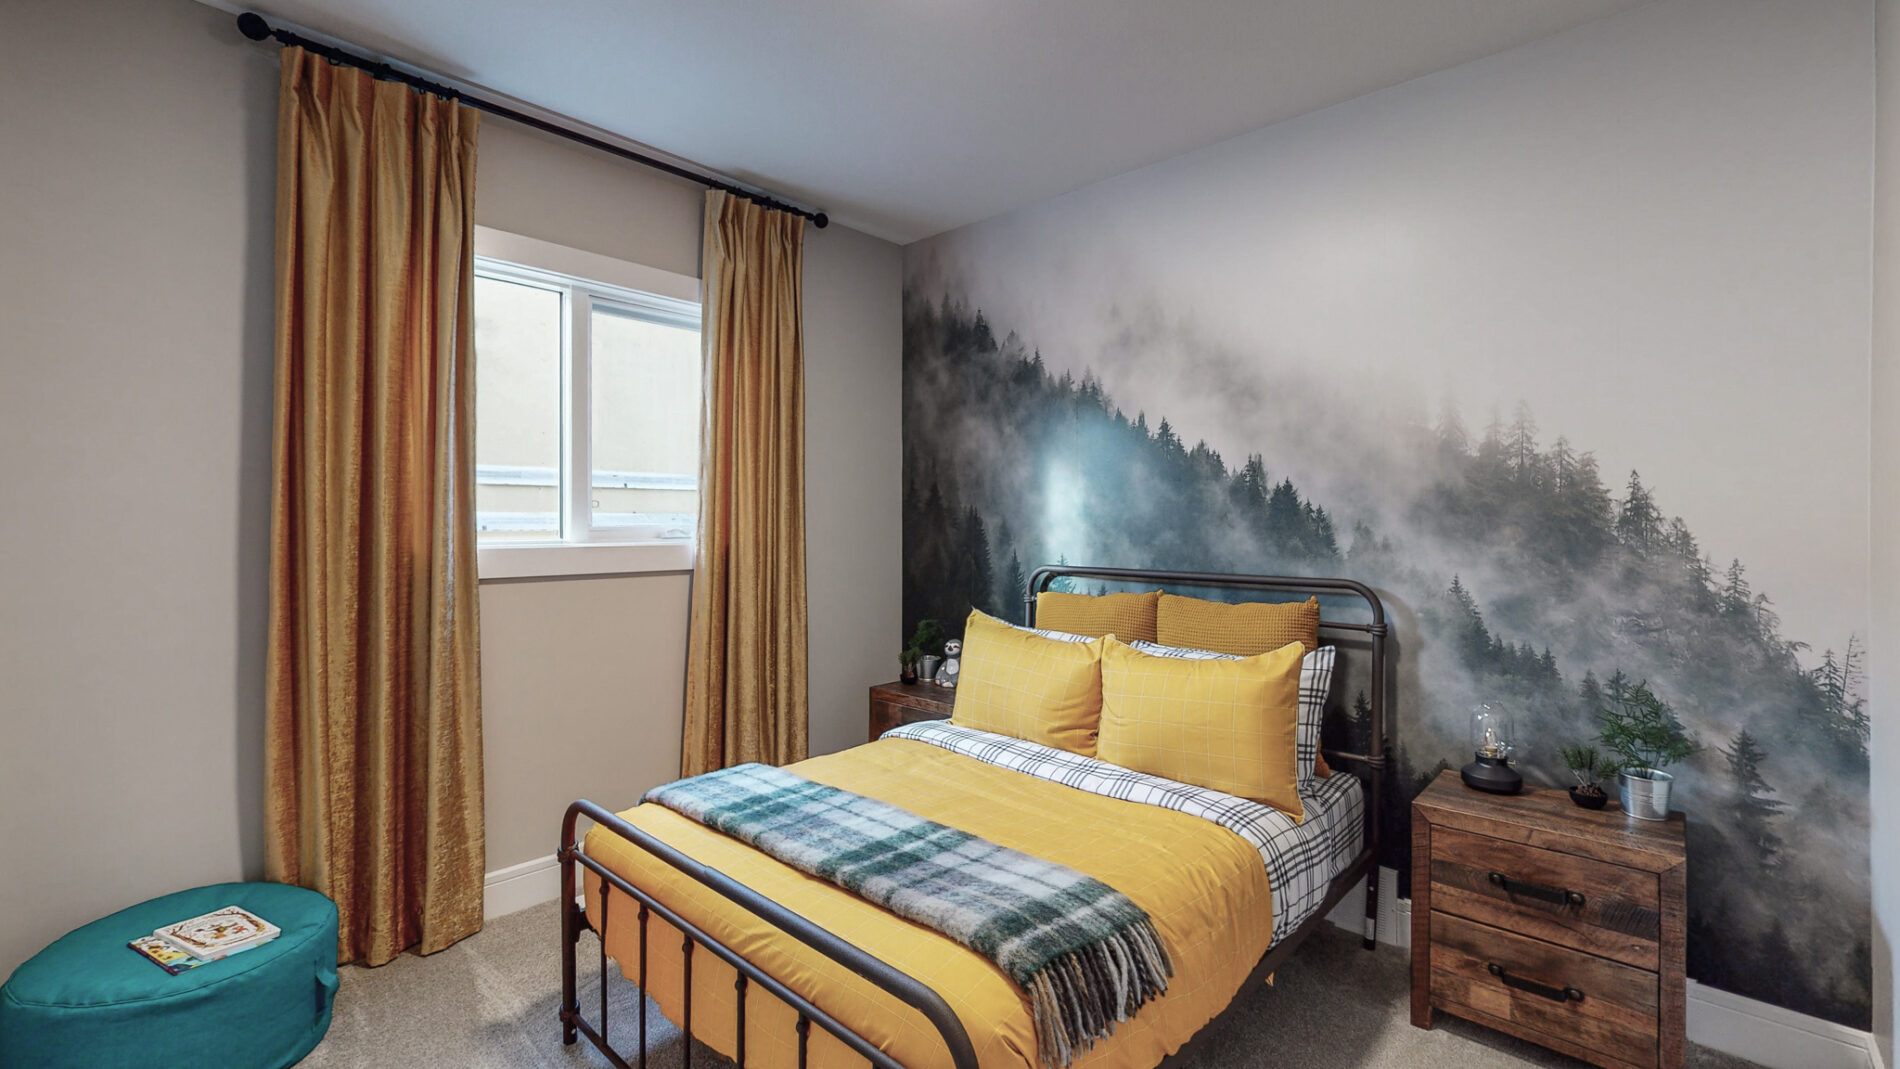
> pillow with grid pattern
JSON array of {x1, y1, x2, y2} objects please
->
[
  {"x1": 950, "y1": 610, "x2": 1106, "y2": 756},
  {"x1": 1034, "y1": 589, "x2": 1162, "y2": 643},
  {"x1": 1156, "y1": 593, "x2": 1319, "y2": 655},
  {"x1": 1130, "y1": 639, "x2": 1336, "y2": 784},
  {"x1": 1096, "y1": 637, "x2": 1304, "y2": 822}
]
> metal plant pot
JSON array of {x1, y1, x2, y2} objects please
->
[
  {"x1": 1618, "y1": 769, "x2": 1673, "y2": 821},
  {"x1": 918, "y1": 655, "x2": 943, "y2": 682}
]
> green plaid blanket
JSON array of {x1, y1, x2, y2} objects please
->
[{"x1": 645, "y1": 764, "x2": 1172, "y2": 1068}]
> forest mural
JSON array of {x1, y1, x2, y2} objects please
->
[{"x1": 901, "y1": 294, "x2": 1871, "y2": 1027}]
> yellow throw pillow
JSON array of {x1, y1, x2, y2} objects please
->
[
  {"x1": 950, "y1": 610, "x2": 1106, "y2": 755},
  {"x1": 1035, "y1": 589, "x2": 1161, "y2": 643},
  {"x1": 1156, "y1": 593, "x2": 1320, "y2": 656},
  {"x1": 1096, "y1": 637, "x2": 1305, "y2": 821}
]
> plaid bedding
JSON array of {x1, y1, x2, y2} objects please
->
[
  {"x1": 884, "y1": 720, "x2": 1364, "y2": 945},
  {"x1": 646, "y1": 763, "x2": 1172, "y2": 1069}
]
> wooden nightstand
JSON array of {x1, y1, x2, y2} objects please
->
[
  {"x1": 868, "y1": 681, "x2": 954, "y2": 742},
  {"x1": 1411, "y1": 769, "x2": 1686, "y2": 1069}
]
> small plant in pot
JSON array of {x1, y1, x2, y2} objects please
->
[
  {"x1": 1597, "y1": 680, "x2": 1695, "y2": 821},
  {"x1": 1558, "y1": 744, "x2": 1617, "y2": 810},
  {"x1": 905, "y1": 619, "x2": 946, "y2": 683},
  {"x1": 898, "y1": 646, "x2": 922, "y2": 685}
]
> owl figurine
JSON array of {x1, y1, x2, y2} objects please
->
[{"x1": 938, "y1": 638, "x2": 962, "y2": 687}]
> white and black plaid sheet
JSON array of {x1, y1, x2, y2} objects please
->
[
  {"x1": 1127, "y1": 640, "x2": 1336, "y2": 788},
  {"x1": 883, "y1": 720, "x2": 1364, "y2": 946}
]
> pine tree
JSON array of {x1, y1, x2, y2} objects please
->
[
  {"x1": 1002, "y1": 552, "x2": 1027, "y2": 622},
  {"x1": 1578, "y1": 671, "x2": 1605, "y2": 718},
  {"x1": 1720, "y1": 560, "x2": 1753, "y2": 619},
  {"x1": 1725, "y1": 730, "x2": 1785, "y2": 868},
  {"x1": 1617, "y1": 470, "x2": 1661, "y2": 551},
  {"x1": 1436, "y1": 399, "x2": 1470, "y2": 456},
  {"x1": 1507, "y1": 401, "x2": 1539, "y2": 480}
]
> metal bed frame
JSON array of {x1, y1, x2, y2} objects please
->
[{"x1": 558, "y1": 565, "x2": 1390, "y2": 1069}]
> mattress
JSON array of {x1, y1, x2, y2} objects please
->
[{"x1": 580, "y1": 728, "x2": 1365, "y2": 1069}]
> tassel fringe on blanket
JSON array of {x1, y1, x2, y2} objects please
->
[{"x1": 646, "y1": 764, "x2": 1174, "y2": 1068}]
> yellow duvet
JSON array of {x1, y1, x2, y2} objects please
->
[{"x1": 582, "y1": 736, "x2": 1273, "y2": 1069}]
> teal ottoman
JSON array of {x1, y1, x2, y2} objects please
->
[{"x1": 0, "y1": 882, "x2": 338, "y2": 1069}]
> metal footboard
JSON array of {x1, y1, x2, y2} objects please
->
[{"x1": 558, "y1": 799, "x2": 980, "y2": 1069}]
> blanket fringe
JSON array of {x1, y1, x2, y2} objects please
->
[{"x1": 1025, "y1": 918, "x2": 1174, "y2": 1069}]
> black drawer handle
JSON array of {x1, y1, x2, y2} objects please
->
[
  {"x1": 1489, "y1": 871, "x2": 1586, "y2": 908},
  {"x1": 1488, "y1": 962, "x2": 1584, "y2": 1004}
]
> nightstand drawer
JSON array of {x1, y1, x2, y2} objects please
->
[
  {"x1": 1430, "y1": 825, "x2": 1660, "y2": 970},
  {"x1": 1431, "y1": 911, "x2": 1658, "y2": 1068},
  {"x1": 868, "y1": 683, "x2": 955, "y2": 741}
]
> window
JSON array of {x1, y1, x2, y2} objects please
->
[{"x1": 471, "y1": 228, "x2": 701, "y2": 577}]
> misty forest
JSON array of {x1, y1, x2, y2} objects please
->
[{"x1": 901, "y1": 294, "x2": 1871, "y2": 1027}]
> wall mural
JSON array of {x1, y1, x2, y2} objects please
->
[{"x1": 901, "y1": 291, "x2": 1871, "y2": 1028}]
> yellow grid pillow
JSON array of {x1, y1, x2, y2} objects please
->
[
  {"x1": 1034, "y1": 589, "x2": 1161, "y2": 643},
  {"x1": 1156, "y1": 593, "x2": 1319, "y2": 656},
  {"x1": 1096, "y1": 637, "x2": 1305, "y2": 821},
  {"x1": 950, "y1": 610, "x2": 1106, "y2": 755}
]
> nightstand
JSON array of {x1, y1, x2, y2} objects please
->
[
  {"x1": 1411, "y1": 769, "x2": 1686, "y2": 1069},
  {"x1": 868, "y1": 681, "x2": 955, "y2": 742}
]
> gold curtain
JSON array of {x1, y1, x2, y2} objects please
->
[
  {"x1": 682, "y1": 191, "x2": 809, "y2": 776},
  {"x1": 263, "y1": 47, "x2": 485, "y2": 967}
]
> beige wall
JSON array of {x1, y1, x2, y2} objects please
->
[
  {"x1": 0, "y1": 0, "x2": 903, "y2": 975},
  {"x1": 1872, "y1": 0, "x2": 1899, "y2": 1060}
]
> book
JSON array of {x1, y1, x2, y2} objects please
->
[
  {"x1": 155, "y1": 906, "x2": 280, "y2": 961},
  {"x1": 127, "y1": 934, "x2": 210, "y2": 975}
]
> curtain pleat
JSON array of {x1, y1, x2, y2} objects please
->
[
  {"x1": 682, "y1": 191, "x2": 809, "y2": 776},
  {"x1": 263, "y1": 46, "x2": 484, "y2": 966}
]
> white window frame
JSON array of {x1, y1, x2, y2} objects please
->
[{"x1": 472, "y1": 227, "x2": 701, "y2": 580}]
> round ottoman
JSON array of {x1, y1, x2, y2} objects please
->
[{"x1": 0, "y1": 882, "x2": 337, "y2": 1069}]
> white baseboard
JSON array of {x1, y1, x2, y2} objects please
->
[
  {"x1": 484, "y1": 853, "x2": 563, "y2": 920},
  {"x1": 1687, "y1": 979, "x2": 1878, "y2": 1069},
  {"x1": 1324, "y1": 890, "x2": 1880, "y2": 1069}
]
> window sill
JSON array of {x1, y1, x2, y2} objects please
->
[{"x1": 478, "y1": 541, "x2": 694, "y2": 581}]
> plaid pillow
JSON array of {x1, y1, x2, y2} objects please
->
[
  {"x1": 983, "y1": 610, "x2": 1096, "y2": 644},
  {"x1": 1130, "y1": 639, "x2": 1336, "y2": 786}
]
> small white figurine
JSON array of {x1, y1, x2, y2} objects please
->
[{"x1": 939, "y1": 638, "x2": 962, "y2": 687}]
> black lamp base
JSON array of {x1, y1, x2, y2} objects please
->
[{"x1": 1461, "y1": 754, "x2": 1523, "y2": 794}]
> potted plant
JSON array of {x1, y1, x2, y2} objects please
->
[
  {"x1": 898, "y1": 647, "x2": 921, "y2": 685},
  {"x1": 906, "y1": 619, "x2": 946, "y2": 683},
  {"x1": 1558, "y1": 744, "x2": 1617, "y2": 810},
  {"x1": 1597, "y1": 681, "x2": 1695, "y2": 821}
]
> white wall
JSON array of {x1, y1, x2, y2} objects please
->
[
  {"x1": 1871, "y1": 0, "x2": 1899, "y2": 1060},
  {"x1": 0, "y1": 0, "x2": 903, "y2": 976}
]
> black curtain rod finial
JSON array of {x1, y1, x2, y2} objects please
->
[
  {"x1": 237, "y1": 11, "x2": 273, "y2": 41},
  {"x1": 814, "y1": 213, "x2": 829, "y2": 229}
]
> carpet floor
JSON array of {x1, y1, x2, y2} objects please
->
[{"x1": 300, "y1": 901, "x2": 1762, "y2": 1069}]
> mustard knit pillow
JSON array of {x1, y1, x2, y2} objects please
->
[
  {"x1": 1034, "y1": 589, "x2": 1161, "y2": 643},
  {"x1": 1096, "y1": 637, "x2": 1305, "y2": 821},
  {"x1": 950, "y1": 610, "x2": 1106, "y2": 755},
  {"x1": 1156, "y1": 594, "x2": 1319, "y2": 656}
]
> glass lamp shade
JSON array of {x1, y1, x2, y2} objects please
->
[{"x1": 1461, "y1": 702, "x2": 1523, "y2": 794}]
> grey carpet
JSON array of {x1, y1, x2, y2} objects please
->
[{"x1": 301, "y1": 901, "x2": 1763, "y2": 1068}]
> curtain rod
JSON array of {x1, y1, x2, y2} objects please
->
[{"x1": 235, "y1": 11, "x2": 829, "y2": 228}]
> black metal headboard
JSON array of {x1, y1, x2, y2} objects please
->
[{"x1": 1025, "y1": 564, "x2": 1391, "y2": 880}]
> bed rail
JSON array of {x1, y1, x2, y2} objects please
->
[
  {"x1": 558, "y1": 799, "x2": 979, "y2": 1069},
  {"x1": 1027, "y1": 565, "x2": 1390, "y2": 951}
]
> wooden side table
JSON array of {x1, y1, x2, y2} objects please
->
[
  {"x1": 868, "y1": 681, "x2": 954, "y2": 742},
  {"x1": 1411, "y1": 769, "x2": 1686, "y2": 1069}
]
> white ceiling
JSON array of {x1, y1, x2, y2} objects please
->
[{"x1": 215, "y1": 0, "x2": 1654, "y2": 244}]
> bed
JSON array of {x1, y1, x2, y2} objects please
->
[{"x1": 558, "y1": 566, "x2": 1391, "y2": 1069}]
